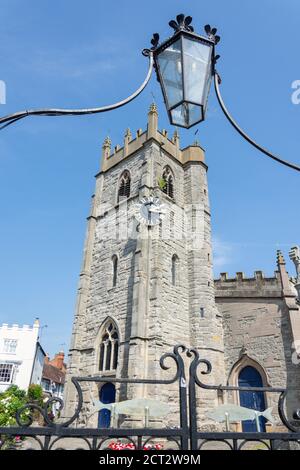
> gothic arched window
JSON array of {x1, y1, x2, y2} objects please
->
[
  {"x1": 118, "y1": 170, "x2": 131, "y2": 202},
  {"x1": 171, "y1": 254, "x2": 179, "y2": 286},
  {"x1": 162, "y1": 166, "x2": 174, "y2": 199},
  {"x1": 99, "y1": 321, "x2": 119, "y2": 372},
  {"x1": 112, "y1": 255, "x2": 118, "y2": 287}
]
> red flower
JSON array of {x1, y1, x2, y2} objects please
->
[{"x1": 108, "y1": 440, "x2": 163, "y2": 450}]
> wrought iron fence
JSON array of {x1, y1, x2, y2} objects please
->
[{"x1": 0, "y1": 345, "x2": 300, "y2": 450}]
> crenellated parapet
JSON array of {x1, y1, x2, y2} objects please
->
[
  {"x1": 215, "y1": 271, "x2": 283, "y2": 298},
  {"x1": 100, "y1": 104, "x2": 206, "y2": 173},
  {"x1": 0, "y1": 318, "x2": 40, "y2": 332},
  {"x1": 215, "y1": 248, "x2": 300, "y2": 303}
]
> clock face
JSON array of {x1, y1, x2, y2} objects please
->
[{"x1": 135, "y1": 196, "x2": 165, "y2": 226}]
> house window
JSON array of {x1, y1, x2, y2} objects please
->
[
  {"x1": 42, "y1": 379, "x2": 51, "y2": 392},
  {"x1": 118, "y1": 171, "x2": 131, "y2": 201},
  {"x1": 0, "y1": 363, "x2": 14, "y2": 383},
  {"x1": 112, "y1": 255, "x2": 118, "y2": 287},
  {"x1": 162, "y1": 166, "x2": 174, "y2": 199},
  {"x1": 171, "y1": 254, "x2": 179, "y2": 286},
  {"x1": 99, "y1": 322, "x2": 119, "y2": 373},
  {"x1": 3, "y1": 339, "x2": 17, "y2": 354}
]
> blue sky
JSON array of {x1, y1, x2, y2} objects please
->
[{"x1": 0, "y1": 0, "x2": 299, "y2": 357}]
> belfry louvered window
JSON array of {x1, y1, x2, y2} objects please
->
[
  {"x1": 99, "y1": 322, "x2": 119, "y2": 372},
  {"x1": 118, "y1": 171, "x2": 131, "y2": 201},
  {"x1": 162, "y1": 166, "x2": 174, "y2": 199}
]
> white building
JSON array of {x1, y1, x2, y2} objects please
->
[{"x1": 0, "y1": 318, "x2": 45, "y2": 393}]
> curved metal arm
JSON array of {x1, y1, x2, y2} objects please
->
[
  {"x1": 0, "y1": 52, "x2": 154, "y2": 130},
  {"x1": 214, "y1": 72, "x2": 300, "y2": 173}
]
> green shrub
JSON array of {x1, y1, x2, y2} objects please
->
[
  {"x1": 27, "y1": 384, "x2": 43, "y2": 404},
  {"x1": 0, "y1": 385, "x2": 27, "y2": 427},
  {"x1": 6, "y1": 385, "x2": 26, "y2": 401},
  {"x1": 158, "y1": 177, "x2": 167, "y2": 191}
]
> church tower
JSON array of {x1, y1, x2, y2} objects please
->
[{"x1": 64, "y1": 105, "x2": 225, "y2": 425}]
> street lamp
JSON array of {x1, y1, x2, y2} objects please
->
[
  {"x1": 151, "y1": 15, "x2": 218, "y2": 128},
  {"x1": 0, "y1": 13, "x2": 299, "y2": 172}
]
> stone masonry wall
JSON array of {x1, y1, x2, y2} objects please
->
[{"x1": 215, "y1": 273, "x2": 300, "y2": 425}]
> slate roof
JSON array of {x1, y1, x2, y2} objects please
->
[{"x1": 42, "y1": 363, "x2": 65, "y2": 384}]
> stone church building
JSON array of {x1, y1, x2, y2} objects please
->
[{"x1": 64, "y1": 105, "x2": 300, "y2": 430}]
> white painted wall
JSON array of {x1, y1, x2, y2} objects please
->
[{"x1": 0, "y1": 319, "x2": 40, "y2": 393}]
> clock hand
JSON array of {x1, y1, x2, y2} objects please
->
[{"x1": 149, "y1": 207, "x2": 166, "y2": 214}]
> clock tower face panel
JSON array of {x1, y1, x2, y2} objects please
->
[{"x1": 135, "y1": 196, "x2": 164, "y2": 226}]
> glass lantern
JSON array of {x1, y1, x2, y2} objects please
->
[{"x1": 153, "y1": 30, "x2": 215, "y2": 128}]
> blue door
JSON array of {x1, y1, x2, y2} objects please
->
[
  {"x1": 238, "y1": 366, "x2": 266, "y2": 432},
  {"x1": 98, "y1": 383, "x2": 116, "y2": 428}
]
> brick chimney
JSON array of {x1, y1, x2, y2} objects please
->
[{"x1": 50, "y1": 351, "x2": 65, "y2": 370}]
